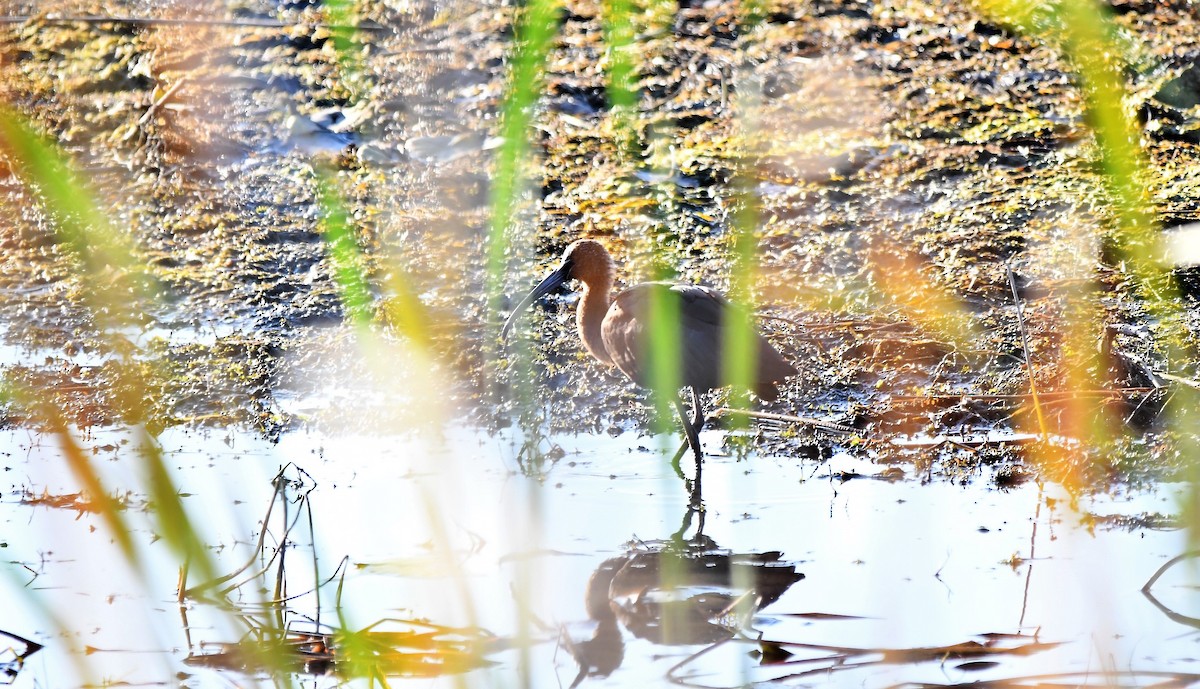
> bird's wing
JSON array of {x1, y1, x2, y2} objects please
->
[
  {"x1": 600, "y1": 286, "x2": 652, "y2": 385},
  {"x1": 672, "y1": 284, "x2": 729, "y2": 325},
  {"x1": 602, "y1": 282, "x2": 796, "y2": 397},
  {"x1": 673, "y1": 285, "x2": 733, "y2": 393},
  {"x1": 601, "y1": 283, "x2": 727, "y2": 392},
  {"x1": 676, "y1": 283, "x2": 797, "y2": 387}
]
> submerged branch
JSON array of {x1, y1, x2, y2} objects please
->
[
  {"x1": 1154, "y1": 371, "x2": 1200, "y2": 392},
  {"x1": 711, "y1": 408, "x2": 856, "y2": 435},
  {"x1": 888, "y1": 388, "x2": 1158, "y2": 403}
]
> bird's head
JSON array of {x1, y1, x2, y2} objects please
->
[
  {"x1": 560, "y1": 239, "x2": 614, "y2": 286},
  {"x1": 500, "y1": 239, "x2": 615, "y2": 341}
]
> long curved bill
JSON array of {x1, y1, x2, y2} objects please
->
[{"x1": 500, "y1": 261, "x2": 573, "y2": 341}]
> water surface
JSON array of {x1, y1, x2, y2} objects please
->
[{"x1": 1, "y1": 423, "x2": 1193, "y2": 687}]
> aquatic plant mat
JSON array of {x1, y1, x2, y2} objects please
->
[{"x1": 0, "y1": 0, "x2": 1197, "y2": 482}]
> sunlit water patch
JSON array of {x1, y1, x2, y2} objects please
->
[{"x1": 0, "y1": 424, "x2": 1195, "y2": 688}]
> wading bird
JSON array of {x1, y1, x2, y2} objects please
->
[{"x1": 501, "y1": 240, "x2": 796, "y2": 497}]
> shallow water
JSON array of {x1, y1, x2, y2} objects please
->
[{"x1": 1, "y1": 420, "x2": 1195, "y2": 688}]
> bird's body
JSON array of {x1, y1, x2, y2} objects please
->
[
  {"x1": 502, "y1": 239, "x2": 796, "y2": 499},
  {"x1": 598, "y1": 282, "x2": 795, "y2": 401}
]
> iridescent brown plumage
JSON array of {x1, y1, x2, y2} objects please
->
[{"x1": 502, "y1": 240, "x2": 796, "y2": 481}]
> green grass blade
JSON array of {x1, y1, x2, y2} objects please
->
[
  {"x1": 0, "y1": 104, "x2": 226, "y2": 607},
  {"x1": 137, "y1": 428, "x2": 220, "y2": 583},
  {"x1": 325, "y1": 0, "x2": 369, "y2": 101},
  {"x1": 601, "y1": 0, "x2": 638, "y2": 156},
  {"x1": 722, "y1": 178, "x2": 761, "y2": 423},
  {"x1": 646, "y1": 279, "x2": 684, "y2": 428},
  {"x1": 0, "y1": 106, "x2": 154, "y2": 328},
  {"x1": 317, "y1": 168, "x2": 375, "y2": 328},
  {"x1": 601, "y1": 0, "x2": 636, "y2": 111},
  {"x1": 486, "y1": 0, "x2": 562, "y2": 333},
  {"x1": 976, "y1": 0, "x2": 1197, "y2": 495}
]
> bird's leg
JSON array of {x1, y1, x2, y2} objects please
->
[
  {"x1": 671, "y1": 398, "x2": 698, "y2": 482},
  {"x1": 672, "y1": 396, "x2": 702, "y2": 471},
  {"x1": 670, "y1": 388, "x2": 706, "y2": 509},
  {"x1": 671, "y1": 396, "x2": 702, "y2": 508},
  {"x1": 689, "y1": 388, "x2": 705, "y2": 509},
  {"x1": 671, "y1": 505, "x2": 695, "y2": 546},
  {"x1": 671, "y1": 502, "x2": 706, "y2": 546},
  {"x1": 669, "y1": 440, "x2": 689, "y2": 481},
  {"x1": 667, "y1": 390, "x2": 705, "y2": 477}
]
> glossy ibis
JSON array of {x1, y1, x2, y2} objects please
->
[{"x1": 501, "y1": 240, "x2": 796, "y2": 490}]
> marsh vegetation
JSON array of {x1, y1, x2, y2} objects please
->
[{"x1": 0, "y1": 0, "x2": 1199, "y2": 686}]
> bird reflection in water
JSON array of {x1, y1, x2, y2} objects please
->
[{"x1": 559, "y1": 512, "x2": 803, "y2": 687}]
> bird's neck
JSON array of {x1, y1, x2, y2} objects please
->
[{"x1": 577, "y1": 279, "x2": 614, "y2": 367}]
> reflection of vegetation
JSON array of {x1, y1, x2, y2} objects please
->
[
  {"x1": 0, "y1": 628, "x2": 43, "y2": 686},
  {"x1": 1142, "y1": 549, "x2": 1200, "y2": 629},
  {"x1": 723, "y1": 632, "x2": 1063, "y2": 685},
  {"x1": 181, "y1": 464, "x2": 503, "y2": 681}
]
